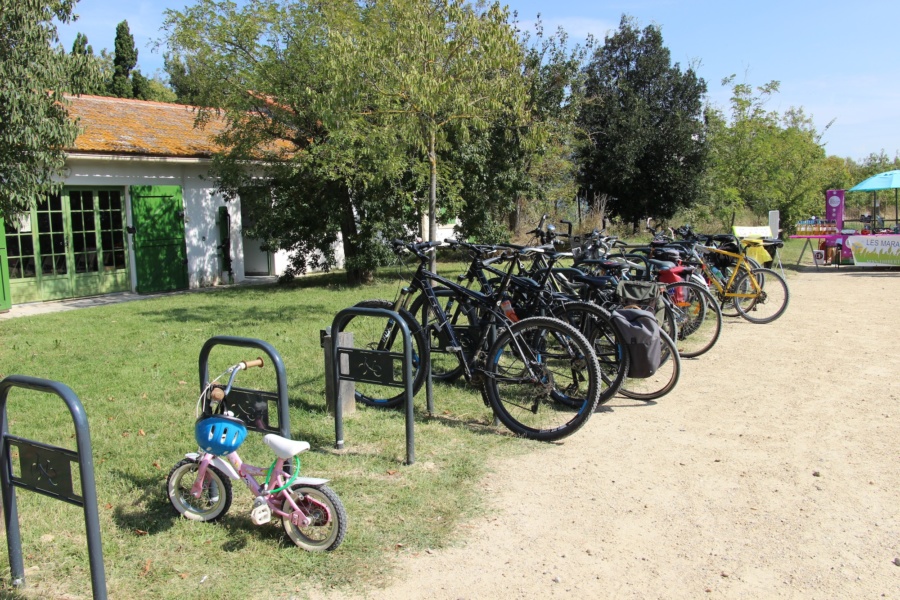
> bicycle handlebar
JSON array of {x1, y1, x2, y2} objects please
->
[{"x1": 241, "y1": 357, "x2": 264, "y2": 369}]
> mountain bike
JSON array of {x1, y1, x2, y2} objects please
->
[
  {"x1": 349, "y1": 240, "x2": 603, "y2": 442},
  {"x1": 166, "y1": 358, "x2": 347, "y2": 551}
]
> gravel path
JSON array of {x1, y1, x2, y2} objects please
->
[{"x1": 324, "y1": 267, "x2": 900, "y2": 599}]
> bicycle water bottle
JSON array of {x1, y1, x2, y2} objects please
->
[
  {"x1": 500, "y1": 297, "x2": 519, "y2": 322},
  {"x1": 710, "y1": 265, "x2": 724, "y2": 282}
]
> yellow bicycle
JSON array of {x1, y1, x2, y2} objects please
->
[{"x1": 695, "y1": 244, "x2": 790, "y2": 324}]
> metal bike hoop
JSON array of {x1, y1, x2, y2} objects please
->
[
  {"x1": 330, "y1": 307, "x2": 427, "y2": 465},
  {"x1": 0, "y1": 375, "x2": 107, "y2": 599},
  {"x1": 198, "y1": 336, "x2": 291, "y2": 439}
]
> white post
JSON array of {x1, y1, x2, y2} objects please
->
[{"x1": 768, "y1": 210, "x2": 780, "y2": 238}]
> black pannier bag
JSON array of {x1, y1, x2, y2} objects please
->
[
  {"x1": 712, "y1": 240, "x2": 741, "y2": 269},
  {"x1": 609, "y1": 308, "x2": 662, "y2": 378}
]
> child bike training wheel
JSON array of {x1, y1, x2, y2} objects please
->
[
  {"x1": 618, "y1": 329, "x2": 681, "y2": 401},
  {"x1": 343, "y1": 299, "x2": 430, "y2": 408},
  {"x1": 282, "y1": 484, "x2": 348, "y2": 552},
  {"x1": 482, "y1": 316, "x2": 601, "y2": 442},
  {"x1": 167, "y1": 458, "x2": 233, "y2": 522}
]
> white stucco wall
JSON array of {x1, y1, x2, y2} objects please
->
[{"x1": 65, "y1": 154, "x2": 246, "y2": 290}]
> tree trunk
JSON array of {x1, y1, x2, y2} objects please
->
[
  {"x1": 339, "y1": 189, "x2": 373, "y2": 285},
  {"x1": 428, "y1": 130, "x2": 438, "y2": 271}
]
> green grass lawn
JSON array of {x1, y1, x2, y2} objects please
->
[{"x1": 0, "y1": 266, "x2": 541, "y2": 599}]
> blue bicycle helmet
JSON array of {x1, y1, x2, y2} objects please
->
[{"x1": 195, "y1": 415, "x2": 248, "y2": 456}]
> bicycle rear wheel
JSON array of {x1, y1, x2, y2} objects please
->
[
  {"x1": 663, "y1": 281, "x2": 722, "y2": 358},
  {"x1": 343, "y1": 300, "x2": 429, "y2": 408},
  {"x1": 551, "y1": 301, "x2": 628, "y2": 404},
  {"x1": 282, "y1": 484, "x2": 347, "y2": 552},
  {"x1": 482, "y1": 316, "x2": 601, "y2": 442},
  {"x1": 733, "y1": 268, "x2": 790, "y2": 324},
  {"x1": 618, "y1": 329, "x2": 681, "y2": 401}
]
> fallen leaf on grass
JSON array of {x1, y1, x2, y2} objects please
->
[
  {"x1": 138, "y1": 429, "x2": 146, "y2": 436},
  {"x1": 386, "y1": 470, "x2": 398, "y2": 476},
  {"x1": 141, "y1": 560, "x2": 152, "y2": 576},
  {"x1": 134, "y1": 529, "x2": 148, "y2": 536}
]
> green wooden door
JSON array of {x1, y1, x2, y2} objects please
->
[
  {"x1": 0, "y1": 219, "x2": 11, "y2": 312},
  {"x1": 131, "y1": 185, "x2": 188, "y2": 293}
]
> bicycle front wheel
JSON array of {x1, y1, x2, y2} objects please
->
[
  {"x1": 733, "y1": 268, "x2": 790, "y2": 324},
  {"x1": 664, "y1": 281, "x2": 722, "y2": 358},
  {"x1": 618, "y1": 329, "x2": 681, "y2": 401},
  {"x1": 282, "y1": 484, "x2": 348, "y2": 552},
  {"x1": 344, "y1": 300, "x2": 429, "y2": 408},
  {"x1": 551, "y1": 301, "x2": 628, "y2": 404},
  {"x1": 167, "y1": 457, "x2": 233, "y2": 522},
  {"x1": 482, "y1": 316, "x2": 601, "y2": 442}
]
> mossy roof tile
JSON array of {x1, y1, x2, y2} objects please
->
[{"x1": 65, "y1": 94, "x2": 225, "y2": 158}]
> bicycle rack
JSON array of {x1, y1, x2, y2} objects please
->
[
  {"x1": 199, "y1": 336, "x2": 291, "y2": 439},
  {"x1": 329, "y1": 307, "x2": 430, "y2": 465},
  {"x1": 0, "y1": 375, "x2": 107, "y2": 599}
]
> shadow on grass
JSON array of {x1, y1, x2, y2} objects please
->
[{"x1": 109, "y1": 470, "x2": 182, "y2": 536}]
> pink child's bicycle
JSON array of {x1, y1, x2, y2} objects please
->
[{"x1": 166, "y1": 358, "x2": 347, "y2": 551}]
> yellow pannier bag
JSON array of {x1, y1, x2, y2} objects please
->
[{"x1": 741, "y1": 238, "x2": 772, "y2": 265}]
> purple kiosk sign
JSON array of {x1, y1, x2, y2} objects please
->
[{"x1": 825, "y1": 189, "x2": 845, "y2": 229}]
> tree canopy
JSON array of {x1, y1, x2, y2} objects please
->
[
  {"x1": 0, "y1": 0, "x2": 100, "y2": 219},
  {"x1": 575, "y1": 16, "x2": 708, "y2": 230}
]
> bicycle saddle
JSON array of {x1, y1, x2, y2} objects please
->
[{"x1": 263, "y1": 434, "x2": 311, "y2": 459}]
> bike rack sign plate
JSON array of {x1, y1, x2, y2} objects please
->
[
  {"x1": 6, "y1": 437, "x2": 80, "y2": 504},
  {"x1": 341, "y1": 347, "x2": 404, "y2": 387}
]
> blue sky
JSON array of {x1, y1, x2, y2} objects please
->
[{"x1": 55, "y1": 0, "x2": 900, "y2": 161}]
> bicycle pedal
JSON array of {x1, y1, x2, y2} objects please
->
[{"x1": 250, "y1": 496, "x2": 272, "y2": 525}]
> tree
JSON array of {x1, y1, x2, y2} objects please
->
[
  {"x1": 163, "y1": 51, "x2": 205, "y2": 105},
  {"x1": 72, "y1": 31, "x2": 92, "y2": 55},
  {"x1": 68, "y1": 32, "x2": 112, "y2": 95},
  {"x1": 132, "y1": 69, "x2": 177, "y2": 102},
  {"x1": 701, "y1": 78, "x2": 831, "y2": 230},
  {"x1": 326, "y1": 0, "x2": 527, "y2": 253},
  {"x1": 0, "y1": 0, "x2": 100, "y2": 218},
  {"x1": 163, "y1": 0, "x2": 416, "y2": 284},
  {"x1": 576, "y1": 15, "x2": 708, "y2": 231},
  {"x1": 163, "y1": 0, "x2": 528, "y2": 282},
  {"x1": 109, "y1": 20, "x2": 137, "y2": 98}
]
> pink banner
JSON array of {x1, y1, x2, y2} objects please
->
[{"x1": 825, "y1": 189, "x2": 845, "y2": 229}]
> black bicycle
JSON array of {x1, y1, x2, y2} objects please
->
[{"x1": 345, "y1": 240, "x2": 604, "y2": 442}]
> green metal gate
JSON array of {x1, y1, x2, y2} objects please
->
[{"x1": 130, "y1": 185, "x2": 188, "y2": 294}]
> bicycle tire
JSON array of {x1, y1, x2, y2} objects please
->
[
  {"x1": 344, "y1": 299, "x2": 429, "y2": 408},
  {"x1": 618, "y1": 329, "x2": 681, "y2": 401},
  {"x1": 282, "y1": 483, "x2": 347, "y2": 552},
  {"x1": 663, "y1": 281, "x2": 722, "y2": 358},
  {"x1": 482, "y1": 316, "x2": 601, "y2": 442},
  {"x1": 733, "y1": 268, "x2": 790, "y2": 324},
  {"x1": 408, "y1": 286, "x2": 478, "y2": 383},
  {"x1": 167, "y1": 457, "x2": 233, "y2": 522},
  {"x1": 551, "y1": 301, "x2": 628, "y2": 404}
]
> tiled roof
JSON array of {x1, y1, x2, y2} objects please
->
[{"x1": 65, "y1": 95, "x2": 226, "y2": 158}]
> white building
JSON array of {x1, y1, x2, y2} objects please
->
[{"x1": 2, "y1": 95, "x2": 278, "y2": 305}]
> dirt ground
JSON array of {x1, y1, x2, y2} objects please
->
[{"x1": 324, "y1": 267, "x2": 900, "y2": 599}]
